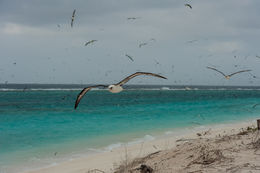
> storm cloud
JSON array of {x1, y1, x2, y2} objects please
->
[{"x1": 0, "y1": 0, "x2": 259, "y2": 85}]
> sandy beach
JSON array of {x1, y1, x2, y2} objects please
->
[{"x1": 25, "y1": 120, "x2": 260, "y2": 173}]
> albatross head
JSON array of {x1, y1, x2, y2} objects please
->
[{"x1": 108, "y1": 84, "x2": 123, "y2": 93}]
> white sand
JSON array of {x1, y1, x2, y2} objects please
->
[{"x1": 25, "y1": 120, "x2": 258, "y2": 173}]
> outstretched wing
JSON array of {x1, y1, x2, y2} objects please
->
[
  {"x1": 207, "y1": 66, "x2": 226, "y2": 77},
  {"x1": 91, "y1": 40, "x2": 97, "y2": 43},
  {"x1": 185, "y1": 4, "x2": 192, "y2": 9},
  {"x1": 229, "y1": 70, "x2": 251, "y2": 77},
  {"x1": 74, "y1": 85, "x2": 107, "y2": 109},
  {"x1": 116, "y1": 72, "x2": 167, "y2": 86},
  {"x1": 85, "y1": 41, "x2": 90, "y2": 46},
  {"x1": 125, "y1": 54, "x2": 134, "y2": 61}
]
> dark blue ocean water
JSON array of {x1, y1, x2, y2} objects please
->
[{"x1": 0, "y1": 84, "x2": 260, "y2": 172}]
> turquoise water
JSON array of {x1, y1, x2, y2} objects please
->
[{"x1": 1, "y1": 88, "x2": 260, "y2": 172}]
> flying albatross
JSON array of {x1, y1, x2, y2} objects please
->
[
  {"x1": 127, "y1": 17, "x2": 141, "y2": 20},
  {"x1": 139, "y1": 42, "x2": 148, "y2": 48},
  {"x1": 252, "y1": 103, "x2": 260, "y2": 109},
  {"x1": 74, "y1": 72, "x2": 167, "y2": 109},
  {"x1": 207, "y1": 66, "x2": 251, "y2": 79},
  {"x1": 125, "y1": 54, "x2": 134, "y2": 62},
  {"x1": 185, "y1": 4, "x2": 192, "y2": 9},
  {"x1": 85, "y1": 40, "x2": 97, "y2": 46},
  {"x1": 71, "y1": 9, "x2": 76, "y2": 28}
]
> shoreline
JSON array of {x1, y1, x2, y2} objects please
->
[{"x1": 22, "y1": 119, "x2": 258, "y2": 173}]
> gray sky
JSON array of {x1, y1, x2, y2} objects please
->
[{"x1": 0, "y1": 0, "x2": 260, "y2": 85}]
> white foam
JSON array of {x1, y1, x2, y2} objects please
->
[{"x1": 104, "y1": 143, "x2": 123, "y2": 151}]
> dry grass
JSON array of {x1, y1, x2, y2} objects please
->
[
  {"x1": 114, "y1": 125, "x2": 260, "y2": 173},
  {"x1": 188, "y1": 144, "x2": 228, "y2": 166},
  {"x1": 86, "y1": 169, "x2": 105, "y2": 173},
  {"x1": 114, "y1": 151, "x2": 160, "y2": 173},
  {"x1": 249, "y1": 130, "x2": 260, "y2": 152}
]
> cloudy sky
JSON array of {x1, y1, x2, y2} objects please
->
[{"x1": 0, "y1": 0, "x2": 260, "y2": 85}]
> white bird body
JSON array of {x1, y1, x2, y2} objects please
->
[{"x1": 108, "y1": 85, "x2": 123, "y2": 93}]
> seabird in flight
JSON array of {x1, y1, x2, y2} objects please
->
[
  {"x1": 186, "y1": 39, "x2": 198, "y2": 44},
  {"x1": 71, "y1": 9, "x2": 76, "y2": 28},
  {"x1": 85, "y1": 40, "x2": 97, "y2": 46},
  {"x1": 125, "y1": 54, "x2": 134, "y2": 62},
  {"x1": 248, "y1": 72, "x2": 257, "y2": 79},
  {"x1": 139, "y1": 42, "x2": 148, "y2": 48},
  {"x1": 185, "y1": 4, "x2": 192, "y2": 9},
  {"x1": 256, "y1": 55, "x2": 260, "y2": 58},
  {"x1": 74, "y1": 72, "x2": 167, "y2": 109},
  {"x1": 127, "y1": 17, "x2": 140, "y2": 20},
  {"x1": 207, "y1": 66, "x2": 251, "y2": 79}
]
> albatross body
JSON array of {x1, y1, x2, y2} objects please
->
[
  {"x1": 108, "y1": 84, "x2": 123, "y2": 93},
  {"x1": 74, "y1": 72, "x2": 167, "y2": 109}
]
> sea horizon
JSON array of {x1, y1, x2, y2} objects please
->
[{"x1": 1, "y1": 83, "x2": 260, "y2": 90}]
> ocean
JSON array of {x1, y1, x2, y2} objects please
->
[{"x1": 1, "y1": 84, "x2": 260, "y2": 173}]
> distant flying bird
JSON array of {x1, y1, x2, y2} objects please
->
[
  {"x1": 139, "y1": 42, "x2": 148, "y2": 48},
  {"x1": 256, "y1": 55, "x2": 260, "y2": 58},
  {"x1": 185, "y1": 4, "x2": 192, "y2": 9},
  {"x1": 74, "y1": 72, "x2": 167, "y2": 109},
  {"x1": 85, "y1": 40, "x2": 97, "y2": 46},
  {"x1": 150, "y1": 38, "x2": 156, "y2": 42},
  {"x1": 248, "y1": 72, "x2": 257, "y2": 79},
  {"x1": 71, "y1": 9, "x2": 76, "y2": 28},
  {"x1": 127, "y1": 17, "x2": 140, "y2": 20},
  {"x1": 154, "y1": 59, "x2": 160, "y2": 65},
  {"x1": 57, "y1": 24, "x2": 61, "y2": 28},
  {"x1": 186, "y1": 39, "x2": 198, "y2": 44},
  {"x1": 207, "y1": 67, "x2": 251, "y2": 79},
  {"x1": 13, "y1": 62, "x2": 16, "y2": 65},
  {"x1": 125, "y1": 54, "x2": 134, "y2": 62}
]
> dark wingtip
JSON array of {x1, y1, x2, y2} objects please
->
[
  {"x1": 74, "y1": 100, "x2": 79, "y2": 110},
  {"x1": 158, "y1": 74, "x2": 167, "y2": 79}
]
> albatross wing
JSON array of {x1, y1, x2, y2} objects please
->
[
  {"x1": 207, "y1": 66, "x2": 227, "y2": 77},
  {"x1": 74, "y1": 85, "x2": 107, "y2": 109},
  {"x1": 116, "y1": 72, "x2": 167, "y2": 86},
  {"x1": 228, "y1": 70, "x2": 252, "y2": 77}
]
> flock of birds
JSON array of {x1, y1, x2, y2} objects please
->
[
  {"x1": 69, "y1": 4, "x2": 188, "y2": 109},
  {"x1": 66, "y1": 4, "x2": 259, "y2": 109}
]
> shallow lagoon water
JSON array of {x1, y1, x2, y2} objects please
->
[{"x1": 1, "y1": 86, "x2": 260, "y2": 172}]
